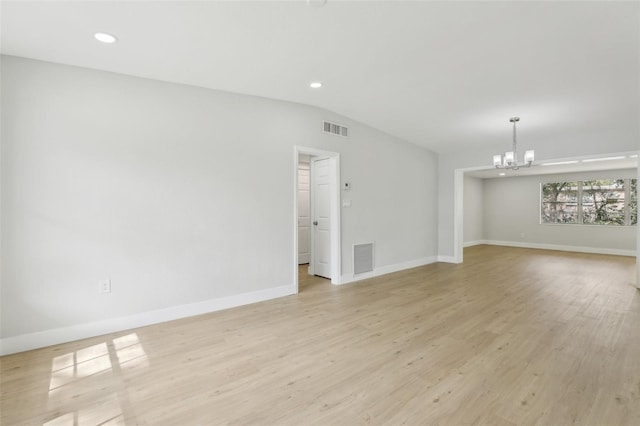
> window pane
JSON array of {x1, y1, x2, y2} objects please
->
[
  {"x1": 541, "y1": 182, "x2": 578, "y2": 223},
  {"x1": 631, "y1": 178, "x2": 637, "y2": 226},
  {"x1": 582, "y1": 179, "x2": 625, "y2": 225}
]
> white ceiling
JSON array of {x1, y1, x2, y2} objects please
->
[{"x1": 1, "y1": 1, "x2": 639, "y2": 156}]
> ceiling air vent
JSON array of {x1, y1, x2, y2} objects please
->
[{"x1": 323, "y1": 121, "x2": 348, "y2": 137}]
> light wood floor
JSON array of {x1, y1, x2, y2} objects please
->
[{"x1": 1, "y1": 246, "x2": 639, "y2": 425}]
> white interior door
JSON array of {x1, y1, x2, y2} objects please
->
[
  {"x1": 297, "y1": 160, "x2": 310, "y2": 264},
  {"x1": 312, "y1": 157, "x2": 331, "y2": 278}
]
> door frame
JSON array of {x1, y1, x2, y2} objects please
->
[
  {"x1": 293, "y1": 146, "x2": 341, "y2": 292},
  {"x1": 296, "y1": 158, "x2": 311, "y2": 265}
]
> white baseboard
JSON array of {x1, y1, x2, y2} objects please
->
[
  {"x1": 463, "y1": 240, "x2": 487, "y2": 248},
  {"x1": 437, "y1": 255, "x2": 459, "y2": 263},
  {"x1": 339, "y1": 256, "x2": 438, "y2": 285},
  {"x1": 0, "y1": 284, "x2": 295, "y2": 356},
  {"x1": 484, "y1": 240, "x2": 635, "y2": 257}
]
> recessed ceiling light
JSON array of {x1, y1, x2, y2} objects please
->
[
  {"x1": 630, "y1": 154, "x2": 638, "y2": 158},
  {"x1": 582, "y1": 156, "x2": 626, "y2": 163},
  {"x1": 310, "y1": 81, "x2": 323, "y2": 89},
  {"x1": 94, "y1": 32, "x2": 117, "y2": 44},
  {"x1": 541, "y1": 160, "x2": 579, "y2": 166},
  {"x1": 499, "y1": 172, "x2": 506, "y2": 176}
]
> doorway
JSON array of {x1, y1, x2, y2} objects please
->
[{"x1": 293, "y1": 147, "x2": 341, "y2": 293}]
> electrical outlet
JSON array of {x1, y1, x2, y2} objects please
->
[{"x1": 99, "y1": 279, "x2": 111, "y2": 294}]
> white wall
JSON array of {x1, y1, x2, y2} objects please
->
[
  {"x1": 482, "y1": 169, "x2": 636, "y2": 254},
  {"x1": 463, "y1": 175, "x2": 484, "y2": 245},
  {"x1": 0, "y1": 56, "x2": 438, "y2": 353}
]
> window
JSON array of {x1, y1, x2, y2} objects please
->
[
  {"x1": 541, "y1": 182, "x2": 579, "y2": 224},
  {"x1": 582, "y1": 179, "x2": 626, "y2": 225},
  {"x1": 541, "y1": 178, "x2": 637, "y2": 226}
]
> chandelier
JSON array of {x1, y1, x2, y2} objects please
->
[{"x1": 492, "y1": 117, "x2": 534, "y2": 170}]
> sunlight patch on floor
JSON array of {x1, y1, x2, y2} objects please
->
[{"x1": 45, "y1": 333, "x2": 148, "y2": 424}]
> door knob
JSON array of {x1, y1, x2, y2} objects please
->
[{"x1": 313, "y1": 221, "x2": 318, "y2": 226}]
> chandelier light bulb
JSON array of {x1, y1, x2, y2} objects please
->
[
  {"x1": 524, "y1": 150, "x2": 535, "y2": 163},
  {"x1": 504, "y1": 151, "x2": 515, "y2": 166}
]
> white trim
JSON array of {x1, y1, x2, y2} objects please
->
[
  {"x1": 338, "y1": 256, "x2": 437, "y2": 285},
  {"x1": 637, "y1": 159, "x2": 640, "y2": 289},
  {"x1": 437, "y1": 255, "x2": 459, "y2": 263},
  {"x1": 539, "y1": 223, "x2": 637, "y2": 229},
  {"x1": 453, "y1": 169, "x2": 464, "y2": 263},
  {"x1": 330, "y1": 156, "x2": 341, "y2": 284},
  {"x1": 296, "y1": 161, "x2": 311, "y2": 265},
  {"x1": 463, "y1": 240, "x2": 488, "y2": 248},
  {"x1": 0, "y1": 284, "x2": 295, "y2": 356},
  {"x1": 484, "y1": 240, "x2": 635, "y2": 257}
]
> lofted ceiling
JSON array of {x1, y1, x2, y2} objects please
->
[{"x1": 1, "y1": 0, "x2": 639, "y2": 155}]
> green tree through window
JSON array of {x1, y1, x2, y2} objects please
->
[
  {"x1": 541, "y1": 182, "x2": 578, "y2": 223},
  {"x1": 582, "y1": 179, "x2": 625, "y2": 225}
]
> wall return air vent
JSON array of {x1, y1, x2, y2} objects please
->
[
  {"x1": 353, "y1": 242, "x2": 374, "y2": 275},
  {"x1": 323, "y1": 121, "x2": 349, "y2": 137}
]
